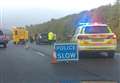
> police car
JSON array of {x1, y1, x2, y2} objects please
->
[{"x1": 72, "y1": 23, "x2": 117, "y2": 58}]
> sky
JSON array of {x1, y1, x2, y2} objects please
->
[{"x1": 0, "y1": 0, "x2": 116, "y2": 29}]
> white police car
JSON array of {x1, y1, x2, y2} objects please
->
[{"x1": 72, "y1": 23, "x2": 117, "y2": 58}]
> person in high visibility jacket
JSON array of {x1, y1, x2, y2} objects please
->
[{"x1": 48, "y1": 32, "x2": 54, "y2": 41}]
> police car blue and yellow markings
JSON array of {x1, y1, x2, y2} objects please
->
[
  {"x1": 54, "y1": 43, "x2": 78, "y2": 61},
  {"x1": 74, "y1": 23, "x2": 117, "y2": 48},
  {"x1": 77, "y1": 34, "x2": 116, "y2": 45}
]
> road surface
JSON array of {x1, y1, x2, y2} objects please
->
[{"x1": 0, "y1": 42, "x2": 120, "y2": 83}]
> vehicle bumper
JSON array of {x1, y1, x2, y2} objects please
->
[{"x1": 78, "y1": 45, "x2": 117, "y2": 51}]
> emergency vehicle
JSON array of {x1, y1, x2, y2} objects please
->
[
  {"x1": 72, "y1": 23, "x2": 117, "y2": 58},
  {"x1": 12, "y1": 27, "x2": 29, "y2": 44}
]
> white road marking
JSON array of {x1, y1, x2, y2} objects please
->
[{"x1": 35, "y1": 52, "x2": 45, "y2": 56}]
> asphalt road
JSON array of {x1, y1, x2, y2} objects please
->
[{"x1": 0, "y1": 42, "x2": 120, "y2": 83}]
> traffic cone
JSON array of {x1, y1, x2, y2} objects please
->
[{"x1": 51, "y1": 49, "x2": 57, "y2": 64}]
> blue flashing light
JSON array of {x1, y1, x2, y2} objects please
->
[
  {"x1": 78, "y1": 23, "x2": 90, "y2": 26},
  {"x1": 74, "y1": 11, "x2": 92, "y2": 28}
]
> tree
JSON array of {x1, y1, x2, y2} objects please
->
[{"x1": 27, "y1": 2, "x2": 120, "y2": 41}]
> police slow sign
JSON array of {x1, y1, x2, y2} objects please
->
[{"x1": 54, "y1": 43, "x2": 78, "y2": 61}]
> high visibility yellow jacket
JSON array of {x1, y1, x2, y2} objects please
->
[{"x1": 48, "y1": 32, "x2": 54, "y2": 40}]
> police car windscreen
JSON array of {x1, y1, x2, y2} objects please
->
[
  {"x1": 0, "y1": 31, "x2": 3, "y2": 35},
  {"x1": 84, "y1": 26, "x2": 110, "y2": 34}
]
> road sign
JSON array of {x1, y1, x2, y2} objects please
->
[{"x1": 54, "y1": 43, "x2": 78, "y2": 61}]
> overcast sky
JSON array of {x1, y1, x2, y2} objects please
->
[{"x1": 0, "y1": 0, "x2": 116, "y2": 29}]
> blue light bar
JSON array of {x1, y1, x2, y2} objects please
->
[{"x1": 78, "y1": 23, "x2": 90, "y2": 26}]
